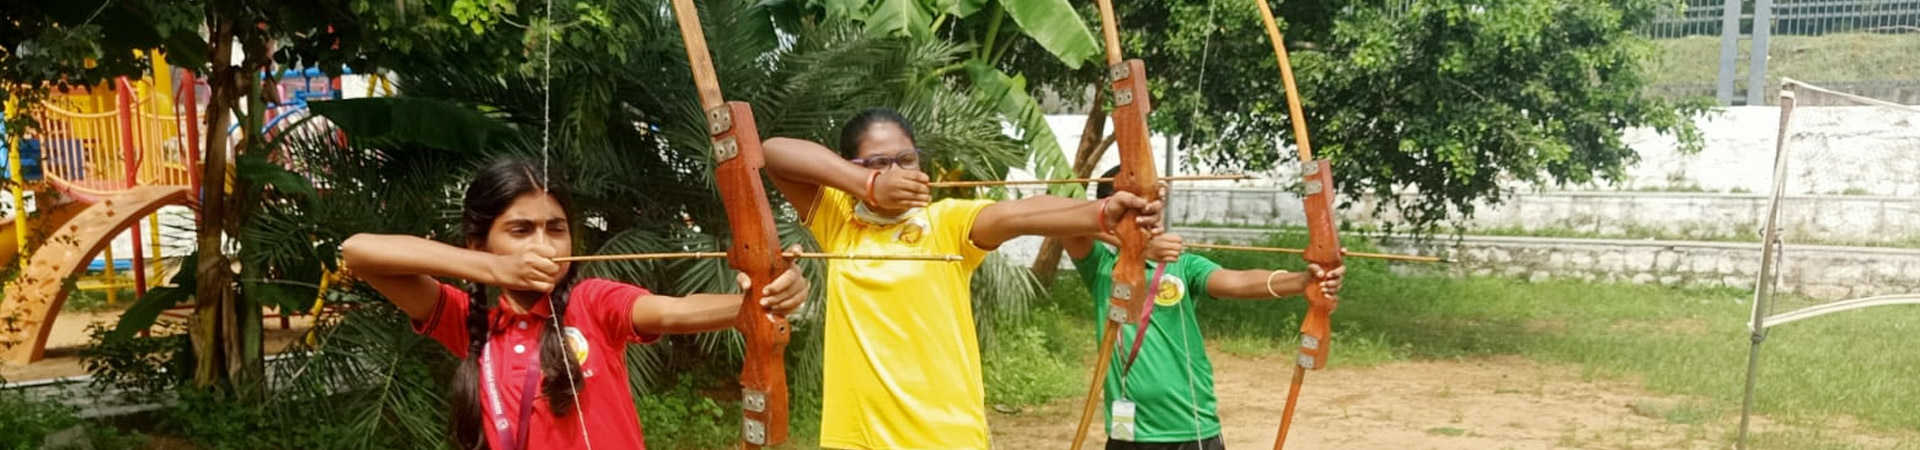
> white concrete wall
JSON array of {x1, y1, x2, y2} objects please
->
[
  {"x1": 1032, "y1": 105, "x2": 1920, "y2": 195},
  {"x1": 1157, "y1": 227, "x2": 1920, "y2": 302}
]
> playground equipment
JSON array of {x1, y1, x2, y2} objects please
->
[
  {"x1": 0, "y1": 58, "x2": 381, "y2": 365},
  {"x1": 0, "y1": 59, "x2": 204, "y2": 364}
]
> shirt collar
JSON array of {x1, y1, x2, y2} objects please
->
[{"x1": 489, "y1": 295, "x2": 554, "y2": 331}]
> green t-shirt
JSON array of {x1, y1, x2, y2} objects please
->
[{"x1": 1072, "y1": 243, "x2": 1223, "y2": 443}]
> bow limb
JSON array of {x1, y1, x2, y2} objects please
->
[
  {"x1": 1255, "y1": 1, "x2": 1345, "y2": 449},
  {"x1": 1069, "y1": 0, "x2": 1161, "y2": 448},
  {"x1": 668, "y1": 1, "x2": 791, "y2": 448}
]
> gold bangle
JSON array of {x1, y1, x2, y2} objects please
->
[{"x1": 1266, "y1": 270, "x2": 1285, "y2": 298}]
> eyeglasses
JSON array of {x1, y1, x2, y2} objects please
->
[{"x1": 850, "y1": 149, "x2": 922, "y2": 170}]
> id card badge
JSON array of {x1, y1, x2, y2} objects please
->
[{"x1": 1110, "y1": 399, "x2": 1138, "y2": 441}]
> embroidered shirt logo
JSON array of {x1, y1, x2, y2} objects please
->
[
  {"x1": 1153, "y1": 275, "x2": 1185, "y2": 307},
  {"x1": 896, "y1": 218, "x2": 929, "y2": 244},
  {"x1": 564, "y1": 327, "x2": 590, "y2": 365}
]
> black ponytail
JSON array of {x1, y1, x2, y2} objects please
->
[{"x1": 449, "y1": 282, "x2": 493, "y2": 449}]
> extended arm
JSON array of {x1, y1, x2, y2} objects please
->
[
  {"x1": 1206, "y1": 268, "x2": 1311, "y2": 300},
  {"x1": 1206, "y1": 264, "x2": 1344, "y2": 301},
  {"x1": 628, "y1": 262, "x2": 810, "y2": 335},
  {"x1": 973, "y1": 192, "x2": 1161, "y2": 250}
]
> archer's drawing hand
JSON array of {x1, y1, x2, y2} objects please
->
[
  {"x1": 870, "y1": 168, "x2": 931, "y2": 210},
  {"x1": 487, "y1": 244, "x2": 562, "y2": 293},
  {"x1": 1146, "y1": 232, "x2": 1185, "y2": 263}
]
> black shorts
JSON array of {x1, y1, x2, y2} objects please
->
[{"x1": 1105, "y1": 435, "x2": 1225, "y2": 450}]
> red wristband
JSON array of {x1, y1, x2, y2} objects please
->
[{"x1": 864, "y1": 170, "x2": 881, "y2": 206}]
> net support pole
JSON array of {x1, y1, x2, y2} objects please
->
[{"x1": 1737, "y1": 82, "x2": 1799, "y2": 449}]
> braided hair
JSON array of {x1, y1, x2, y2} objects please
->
[{"x1": 447, "y1": 158, "x2": 585, "y2": 450}]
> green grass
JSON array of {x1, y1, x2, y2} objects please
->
[
  {"x1": 1173, "y1": 221, "x2": 1920, "y2": 250},
  {"x1": 1647, "y1": 33, "x2": 1920, "y2": 87},
  {"x1": 1034, "y1": 231, "x2": 1920, "y2": 446}
]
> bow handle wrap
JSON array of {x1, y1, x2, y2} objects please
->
[{"x1": 1295, "y1": 160, "x2": 1342, "y2": 371}]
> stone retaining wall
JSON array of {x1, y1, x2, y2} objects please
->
[{"x1": 1169, "y1": 227, "x2": 1920, "y2": 301}]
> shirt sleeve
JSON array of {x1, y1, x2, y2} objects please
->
[
  {"x1": 1182, "y1": 254, "x2": 1225, "y2": 302},
  {"x1": 574, "y1": 278, "x2": 660, "y2": 345},
  {"x1": 806, "y1": 188, "x2": 855, "y2": 250},
  {"x1": 931, "y1": 198, "x2": 996, "y2": 270},
  {"x1": 1072, "y1": 243, "x2": 1116, "y2": 299},
  {"x1": 413, "y1": 283, "x2": 473, "y2": 358}
]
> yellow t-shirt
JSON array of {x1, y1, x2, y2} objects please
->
[{"x1": 809, "y1": 187, "x2": 994, "y2": 450}]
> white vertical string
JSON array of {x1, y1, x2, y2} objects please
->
[{"x1": 540, "y1": 1, "x2": 593, "y2": 449}]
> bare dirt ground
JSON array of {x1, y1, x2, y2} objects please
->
[{"x1": 990, "y1": 349, "x2": 1912, "y2": 449}]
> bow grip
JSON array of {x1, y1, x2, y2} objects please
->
[
  {"x1": 708, "y1": 102, "x2": 791, "y2": 447},
  {"x1": 1296, "y1": 160, "x2": 1341, "y2": 371}
]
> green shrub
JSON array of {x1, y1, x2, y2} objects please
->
[
  {"x1": 0, "y1": 387, "x2": 82, "y2": 450},
  {"x1": 78, "y1": 323, "x2": 191, "y2": 398},
  {"x1": 635, "y1": 375, "x2": 734, "y2": 449},
  {"x1": 983, "y1": 312, "x2": 1081, "y2": 407}
]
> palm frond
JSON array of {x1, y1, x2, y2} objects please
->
[{"x1": 969, "y1": 252, "x2": 1045, "y2": 349}]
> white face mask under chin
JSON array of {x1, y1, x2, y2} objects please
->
[{"x1": 853, "y1": 201, "x2": 921, "y2": 226}]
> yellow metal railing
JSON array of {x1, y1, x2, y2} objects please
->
[
  {"x1": 134, "y1": 105, "x2": 195, "y2": 188},
  {"x1": 30, "y1": 102, "x2": 128, "y2": 195},
  {"x1": 27, "y1": 89, "x2": 196, "y2": 196}
]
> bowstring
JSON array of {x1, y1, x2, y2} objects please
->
[
  {"x1": 539, "y1": 1, "x2": 593, "y2": 448},
  {"x1": 541, "y1": 0, "x2": 553, "y2": 186},
  {"x1": 1183, "y1": 0, "x2": 1214, "y2": 443}
]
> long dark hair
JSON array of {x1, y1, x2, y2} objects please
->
[
  {"x1": 837, "y1": 108, "x2": 917, "y2": 158},
  {"x1": 448, "y1": 157, "x2": 586, "y2": 449}
]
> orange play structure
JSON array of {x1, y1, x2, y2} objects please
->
[{"x1": 1, "y1": 61, "x2": 204, "y2": 364}]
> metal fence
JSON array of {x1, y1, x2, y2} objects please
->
[
  {"x1": 1646, "y1": 0, "x2": 1920, "y2": 38},
  {"x1": 1642, "y1": 0, "x2": 1920, "y2": 105}
]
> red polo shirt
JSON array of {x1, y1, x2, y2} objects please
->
[{"x1": 415, "y1": 278, "x2": 660, "y2": 450}]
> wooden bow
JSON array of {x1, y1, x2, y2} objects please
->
[
  {"x1": 1068, "y1": 0, "x2": 1160, "y2": 448},
  {"x1": 667, "y1": 1, "x2": 790, "y2": 447},
  {"x1": 1255, "y1": 1, "x2": 1345, "y2": 449}
]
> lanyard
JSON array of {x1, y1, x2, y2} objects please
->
[{"x1": 481, "y1": 339, "x2": 543, "y2": 450}]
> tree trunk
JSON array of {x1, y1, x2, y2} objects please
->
[
  {"x1": 1031, "y1": 86, "x2": 1116, "y2": 281},
  {"x1": 190, "y1": 14, "x2": 264, "y2": 392},
  {"x1": 191, "y1": 17, "x2": 236, "y2": 390}
]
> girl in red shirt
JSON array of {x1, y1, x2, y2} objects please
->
[{"x1": 342, "y1": 158, "x2": 808, "y2": 450}]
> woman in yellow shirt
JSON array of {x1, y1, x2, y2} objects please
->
[{"x1": 763, "y1": 108, "x2": 1163, "y2": 450}]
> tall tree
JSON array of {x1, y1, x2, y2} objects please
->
[
  {"x1": 1023, "y1": 0, "x2": 1710, "y2": 232},
  {"x1": 768, "y1": 0, "x2": 1104, "y2": 198}
]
